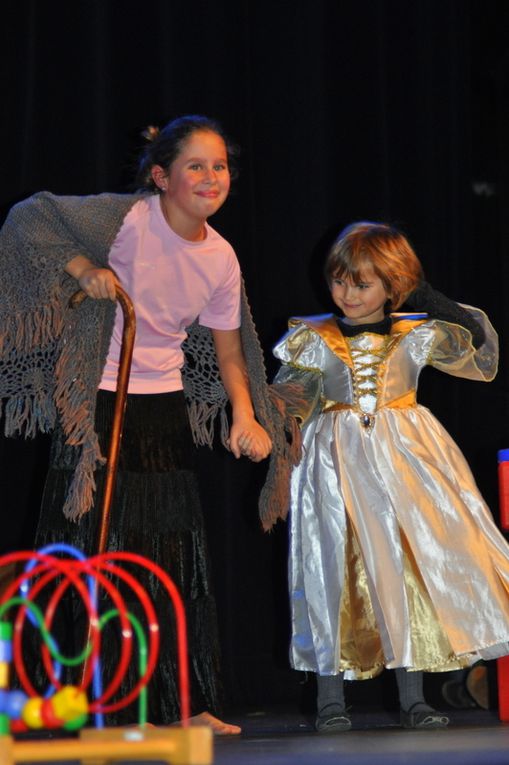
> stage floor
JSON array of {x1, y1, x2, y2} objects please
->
[
  {"x1": 11, "y1": 708, "x2": 509, "y2": 764},
  {"x1": 213, "y1": 708, "x2": 509, "y2": 765}
]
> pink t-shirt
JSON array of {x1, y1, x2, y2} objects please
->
[{"x1": 99, "y1": 195, "x2": 241, "y2": 393}]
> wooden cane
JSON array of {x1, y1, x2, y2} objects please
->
[{"x1": 70, "y1": 285, "x2": 136, "y2": 685}]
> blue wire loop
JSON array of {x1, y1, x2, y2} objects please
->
[{"x1": 20, "y1": 543, "x2": 105, "y2": 727}]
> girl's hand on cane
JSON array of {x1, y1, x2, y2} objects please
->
[
  {"x1": 65, "y1": 254, "x2": 119, "y2": 301},
  {"x1": 78, "y1": 267, "x2": 119, "y2": 301}
]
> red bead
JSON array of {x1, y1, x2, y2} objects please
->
[
  {"x1": 40, "y1": 698, "x2": 64, "y2": 729},
  {"x1": 10, "y1": 718, "x2": 29, "y2": 733}
]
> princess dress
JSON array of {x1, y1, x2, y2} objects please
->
[{"x1": 273, "y1": 308, "x2": 509, "y2": 680}]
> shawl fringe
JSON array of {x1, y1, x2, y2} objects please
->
[
  {"x1": 269, "y1": 381, "x2": 310, "y2": 417},
  {"x1": 62, "y1": 444, "x2": 103, "y2": 522},
  {"x1": 186, "y1": 399, "x2": 230, "y2": 450},
  {"x1": 259, "y1": 452, "x2": 293, "y2": 532},
  {"x1": 2, "y1": 393, "x2": 56, "y2": 438},
  {"x1": 54, "y1": 306, "x2": 107, "y2": 520},
  {"x1": 0, "y1": 290, "x2": 65, "y2": 356},
  {"x1": 257, "y1": 387, "x2": 303, "y2": 531}
]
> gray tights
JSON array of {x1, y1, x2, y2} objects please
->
[{"x1": 316, "y1": 669, "x2": 428, "y2": 713}]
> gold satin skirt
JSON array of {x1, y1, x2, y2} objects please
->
[{"x1": 288, "y1": 405, "x2": 509, "y2": 679}]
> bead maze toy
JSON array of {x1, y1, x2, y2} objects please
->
[{"x1": 0, "y1": 546, "x2": 212, "y2": 764}]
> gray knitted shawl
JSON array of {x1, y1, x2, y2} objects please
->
[{"x1": 0, "y1": 191, "x2": 300, "y2": 529}]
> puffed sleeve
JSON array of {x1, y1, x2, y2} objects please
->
[
  {"x1": 429, "y1": 305, "x2": 498, "y2": 382},
  {"x1": 271, "y1": 322, "x2": 324, "y2": 425}
]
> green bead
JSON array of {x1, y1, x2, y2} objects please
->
[
  {"x1": 63, "y1": 713, "x2": 88, "y2": 731},
  {"x1": 0, "y1": 712, "x2": 9, "y2": 736}
]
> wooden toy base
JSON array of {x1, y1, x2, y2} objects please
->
[{"x1": 0, "y1": 724, "x2": 213, "y2": 765}]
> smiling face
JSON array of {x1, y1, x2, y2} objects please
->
[
  {"x1": 324, "y1": 222, "x2": 423, "y2": 315},
  {"x1": 330, "y1": 265, "x2": 389, "y2": 324},
  {"x1": 152, "y1": 129, "x2": 231, "y2": 239}
]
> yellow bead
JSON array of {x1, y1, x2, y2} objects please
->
[
  {"x1": 22, "y1": 697, "x2": 44, "y2": 729},
  {"x1": 51, "y1": 686, "x2": 88, "y2": 722},
  {"x1": 0, "y1": 662, "x2": 8, "y2": 689}
]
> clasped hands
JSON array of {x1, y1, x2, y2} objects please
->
[{"x1": 228, "y1": 417, "x2": 272, "y2": 462}]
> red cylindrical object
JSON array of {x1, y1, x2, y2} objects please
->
[
  {"x1": 497, "y1": 449, "x2": 509, "y2": 720},
  {"x1": 498, "y1": 656, "x2": 509, "y2": 721},
  {"x1": 498, "y1": 449, "x2": 509, "y2": 530}
]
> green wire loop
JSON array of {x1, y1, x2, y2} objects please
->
[
  {"x1": 99, "y1": 609, "x2": 148, "y2": 726},
  {"x1": 0, "y1": 598, "x2": 90, "y2": 666},
  {"x1": 0, "y1": 599, "x2": 150, "y2": 727}
]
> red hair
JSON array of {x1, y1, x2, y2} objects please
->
[{"x1": 324, "y1": 221, "x2": 423, "y2": 310}]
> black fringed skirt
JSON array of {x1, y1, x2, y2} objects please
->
[{"x1": 31, "y1": 389, "x2": 223, "y2": 725}]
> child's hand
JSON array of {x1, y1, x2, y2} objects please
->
[
  {"x1": 228, "y1": 418, "x2": 272, "y2": 462},
  {"x1": 78, "y1": 267, "x2": 119, "y2": 301}
]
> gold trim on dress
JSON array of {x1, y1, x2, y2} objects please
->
[
  {"x1": 294, "y1": 315, "x2": 353, "y2": 368},
  {"x1": 323, "y1": 389, "x2": 417, "y2": 414},
  {"x1": 292, "y1": 314, "x2": 430, "y2": 371}
]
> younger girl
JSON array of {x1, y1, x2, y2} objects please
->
[{"x1": 272, "y1": 221, "x2": 509, "y2": 732}]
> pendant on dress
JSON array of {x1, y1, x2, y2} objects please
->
[{"x1": 361, "y1": 413, "x2": 374, "y2": 430}]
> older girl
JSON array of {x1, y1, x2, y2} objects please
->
[{"x1": 0, "y1": 115, "x2": 283, "y2": 731}]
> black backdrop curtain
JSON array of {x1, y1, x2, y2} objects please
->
[{"x1": 1, "y1": 0, "x2": 508, "y2": 711}]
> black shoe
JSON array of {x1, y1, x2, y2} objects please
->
[
  {"x1": 315, "y1": 704, "x2": 352, "y2": 734},
  {"x1": 400, "y1": 703, "x2": 449, "y2": 729},
  {"x1": 441, "y1": 678, "x2": 477, "y2": 709}
]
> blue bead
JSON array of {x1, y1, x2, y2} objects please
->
[
  {"x1": 0, "y1": 640, "x2": 12, "y2": 662},
  {"x1": 5, "y1": 690, "x2": 28, "y2": 719}
]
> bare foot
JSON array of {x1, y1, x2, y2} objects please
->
[{"x1": 187, "y1": 711, "x2": 241, "y2": 735}]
